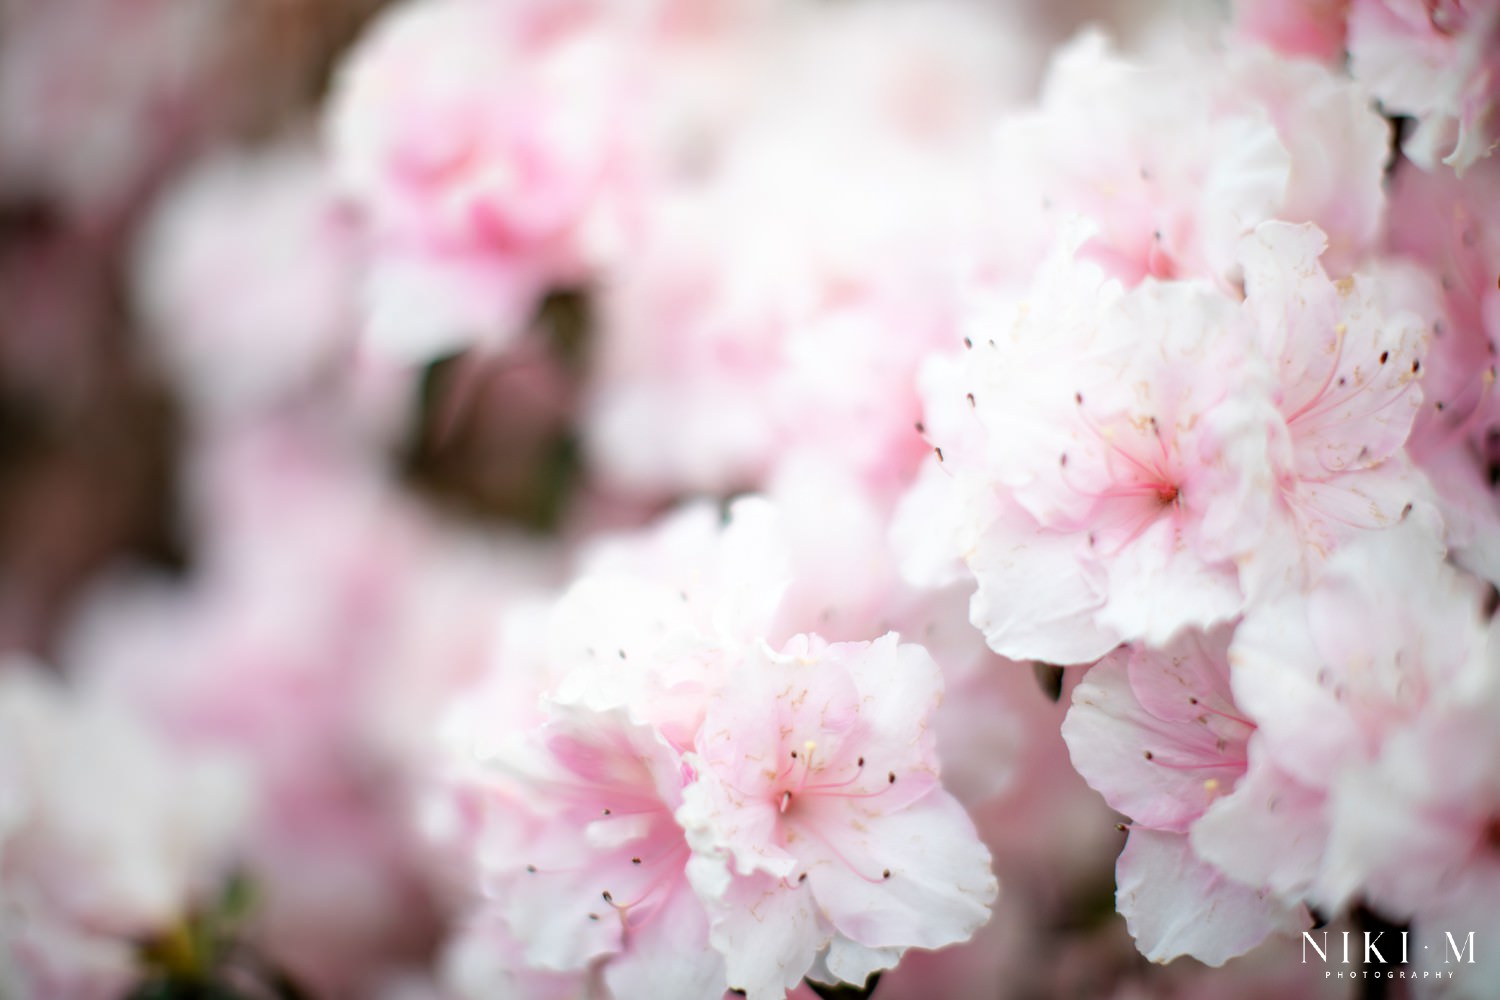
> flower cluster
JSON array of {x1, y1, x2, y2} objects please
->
[
  {"x1": 3, "y1": 0, "x2": 1500, "y2": 999},
  {"x1": 436, "y1": 501, "x2": 995, "y2": 999}
]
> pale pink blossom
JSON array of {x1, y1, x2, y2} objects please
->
[
  {"x1": 326, "y1": 0, "x2": 775, "y2": 363},
  {"x1": 0, "y1": 0, "x2": 237, "y2": 220},
  {"x1": 61, "y1": 419, "x2": 450, "y2": 997},
  {"x1": 326, "y1": 0, "x2": 643, "y2": 360},
  {"x1": 900, "y1": 239, "x2": 1272, "y2": 662},
  {"x1": 1348, "y1": 0, "x2": 1500, "y2": 172},
  {"x1": 989, "y1": 30, "x2": 1390, "y2": 289},
  {"x1": 439, "y1": 909, "x2": 593, "y2": 1000},
  {"x1": 679, "y1": 634, "x2": 997, "y2": 999},
  {"x1": 1235, "y1": 221, "x2": 1431, "y2": 599},
  {"x1": 1385, "y1": 156, "x2": 1500, "y2": 580},
  {"x1": 0, "y1": 660, "x2": 247, "y2": 1000},
  {"x1": 584, "y1": 0, "x2": 1023, "y2": 500},
  {"x1": 765, "y1": 457, "x2": 1026, "y2": 806},
  {"x1": 1191, "y1": 513, "x2": 1491, "y2": 913},
  {"x1": 1064, "y1": 630, "x2": 1252, "y2": 837},
  {"x1": 585, "y1": 146, "x2": 970, "y2": 497},
  {"x1": 1115, "y1": 828, "x2": 1309, "y2": 966},
  {"x1": 436, "y1": 496, "x2": 998, "y2": 997},
  {"x1": 1063, "y1": 630, "x2": 1312, "y2": 963},
  {"x1": 132, "y1": 136, "x2": 361, "y2": 420},
  {"x1": 901, "y1": 222, "x2": 1433, "y2": 664}
]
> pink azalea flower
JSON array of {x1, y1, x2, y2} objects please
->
[
  {"x1": 902, "y1": 221, "x2": 1435, "y2": 664},
  {"x1": 439, "y1": 908, "x2": 593, "y2": 1000},
  {"x1": 1385, "y1": 156, "x2": 1500, "y2": 580},
  {"x1": 437, "y1": 497, "x2": 998, "y2": 997},
  {"x1": 1114, "y1": 828, "x2": 1310, "y2": 966},
  {"x1": 326, "y1": 0, "x2": 643, "y2": 360},
  {"x1": 131, "y1": 136, "x2": 361, "y2": 421},
  {"x1": 1064, "y1": 629, "x2": 1252, "y2": 836},
  {"x1": 1236, "y1": 221, "x2": 1432, "y2": 599},
  {"x1": 0, "y1": 660, "x2": 247, "y2": 1000},
  {"x1": 989, "y1": 30, "x2": 1389, "y2": 289},
  {"x1": 582, "y1": 0, "x2": 1022, "y2": 500},
  {"x1": 679, "y1": 634, "x2": 997, "y2": 999},
  {"x1": 902, "y1": 238, "x2": 1273, "y2": 662},
  {"x1": 1063, "y1": 630, "x2": 1311, "y2": 963},
  {"x1": 1195, "y1": 512, "x2": 1490, "y2": 911},
  {"x1": 61, "y1": 418, "x2": 454, "y2": 997},
  {"x1": 0, "y1": 0, "x2": 238, "y2": 222},
  {"x1": 1348, "y1": 0, "x2": 1500, "y2": 173},
  {"x1": 470, "y1": 703, "x2": 723, "y2": 1000}
]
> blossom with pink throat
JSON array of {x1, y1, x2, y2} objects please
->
[
  {"x1": 1063, "y1": 630, "x2": 1311, "y2": 964},
  {"x1": 1064, "y1": 630, "x2": 1253, "y2": 836},
  {"x1": 900, "y1": 220, "x2": 1433, "y2": 665},
  {"x1": 435, "y1": 498, "x2": 998, "y2": 998},
  {"x1": 325, "y1": 0, "x2": 642, "y2": 360},
  {"x1": 1235, "y1": 221, "x2": 1431, "y2": 599},
  {"x1": 680, "y1": 634, "x2": 997, "y2": 999},
  {"x1": 469, "y1": 703, "x2": 722, "y2": 1000},
  {"x1": 899, "y1": 237, "x2": 1273, "y2": 663}
]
